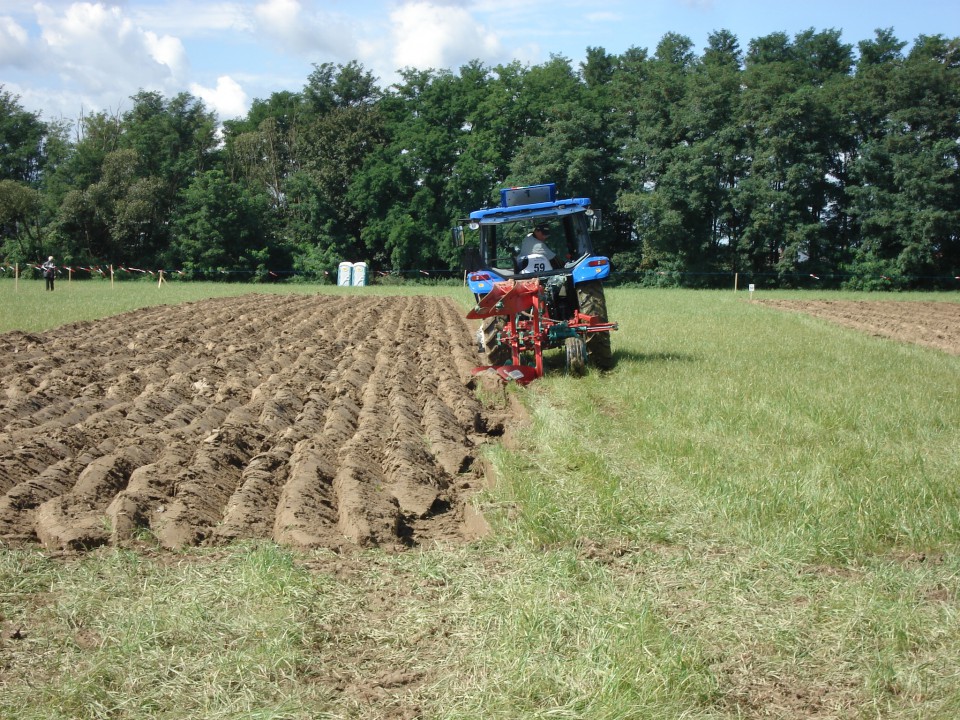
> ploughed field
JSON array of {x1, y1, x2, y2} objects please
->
[
  {"x1": 0, "y1": 294, "x2": 502, "y2": 552},
  {"x1": 759, "y1": 299, "x2": 960, "y2": 355}
]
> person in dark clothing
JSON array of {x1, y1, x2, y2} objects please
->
[{"x1": 42, "y1": 256, "x2": 56, "y2": 291}]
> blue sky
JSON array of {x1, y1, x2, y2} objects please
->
[{"x1": 2, "y1": 0, "x2": 957, "y2": 124}]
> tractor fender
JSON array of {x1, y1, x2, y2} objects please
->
[
  {"x1": 572, "y1": 256, "x2": 612, "y2": 284},
  {"x1": 466, "y1": 269, "x2": 509, "y2": 294}
]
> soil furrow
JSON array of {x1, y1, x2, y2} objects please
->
[
  {"x1": 331, "y1": 299, "x2": 409, "y2": 546},
  {"x1": 380, "y1": 299, "x2": 451, "y2": 524}
]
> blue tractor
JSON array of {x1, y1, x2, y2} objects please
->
[{"x1": 456, "y1": 183, "x2": 615, "y2": 381}]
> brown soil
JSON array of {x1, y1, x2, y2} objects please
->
[
  {"x1": 757, "y1": 300, "x2": 960, "y2": 355},
  {"x1": 0, "y1": 294, "x2": 507, "y2": 552}
]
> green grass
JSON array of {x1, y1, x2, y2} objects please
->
[
  {"x1": 2, "y1": 285, "x2": 959, "y2": 718},
  {"x1": 501, "y1": 289, "x2": 960, "y2": 560},
  {"x1": 476, "y1": 288, "x2": 960, "y2": 717}
]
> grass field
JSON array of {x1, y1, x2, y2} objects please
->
[{"x1": 1, "y1": 282, "x2": 959, "y2": 718}]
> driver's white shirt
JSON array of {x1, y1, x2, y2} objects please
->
[{"x1": 519, "y1": 235, "x2": 556, "y2": 261}]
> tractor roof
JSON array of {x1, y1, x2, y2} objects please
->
[{"x1": 468, "y1": 197, "x2": 592, "y2": 225}]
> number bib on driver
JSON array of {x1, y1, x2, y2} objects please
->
[{"x1": 520, "y1": 253, "x2": 550, "y2": 274}]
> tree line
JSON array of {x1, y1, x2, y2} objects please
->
[{"x1": 1, "y1": 28, "x2": 958, "y2": 288}]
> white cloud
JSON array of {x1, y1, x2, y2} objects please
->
[
  {"x1": 190, "y1": 75, "x2": 248, "y2": 119},
  {"x1": 0, "y1": 16, "x2": 31, "y2": 67},
  {"x1": 254, "y1": 0, "x2": 301, "y2": 35},
  {"x1": 145, "y1": 30, "x2": 188, "y2": 75},
  {"x1": 584, "y1": 12, "x2": 620, "y2": 23},
  {"x1": 130, "y1": 1, "x2": 254, "y2": 35},
  {"x1": 37, "y1": 2, "x2": 123, "y2": 50},
  {"x1": 253, "y1": 0, "x2": 355, "y2": 58},
  {"x1": 389, "y1": 1, "x2": 502, "y2": 71},
  {"x1": 33, "y1": 2, "x2": 189, "y2": 97}
]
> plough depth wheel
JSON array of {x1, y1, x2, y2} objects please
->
[{"x1": 565, "y1": 336, "x2": 587, "y2": 376}]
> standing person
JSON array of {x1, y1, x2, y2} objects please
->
[{"x1": 42, "y1": 256, "x2": 56, "y2": 291}]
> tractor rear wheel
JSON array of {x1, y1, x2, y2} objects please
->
[
  {"x1": 480, "y1": 316, "x2": 511, "y2": 366},
  {"x1": 565, "y1": 336, "x2": 587, "y2": 376},
  {"x1": 576, "y1": 281, "x2": 614, "y2": 369}
]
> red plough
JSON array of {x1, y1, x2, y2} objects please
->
[{"x1": 467, "y1": 279, "x2": 617, "y2": 384}]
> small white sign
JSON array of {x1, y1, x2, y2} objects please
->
[{"x1": 748, "y1": 284, "x2": 755, "y2": 292}]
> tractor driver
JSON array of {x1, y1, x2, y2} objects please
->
[{"x1": 517, "y1": 224, "x2": 557, "y2": 274}]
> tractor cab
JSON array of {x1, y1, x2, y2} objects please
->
[{"x1": 457, "y1": 183, "x2": 606, "y2": 290}]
